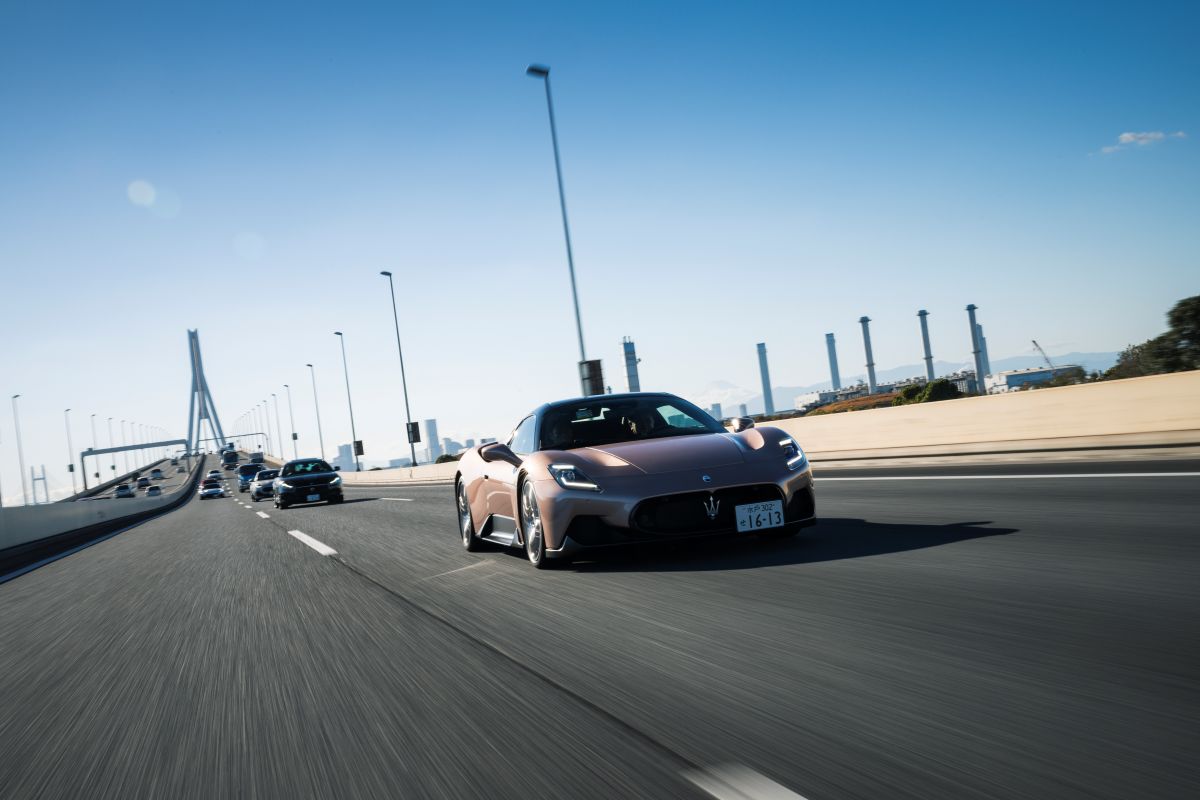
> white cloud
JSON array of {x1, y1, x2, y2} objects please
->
[
  {"x1": 1100, "y1": 130, "x2": 1186, "y2": 154},
  {"x1": 126, "y1": 179, "x2": 156, "y2": 206}
]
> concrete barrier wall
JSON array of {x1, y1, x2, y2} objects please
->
[
  {"x1": 332, "y1": 371, "x2": 1200, "y2": 486},
  {"x1": 0, "y1": 458, "x2": 203, "y2": 552},
  {"x1": 770, "y1": 370, "x2": 1200, "y2": 459}
]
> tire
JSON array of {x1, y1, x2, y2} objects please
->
[
  {"x1": 329, "y1": 496, "x2": 344, "y2": 505},
  {"x1": 519, "y1": 480, "x2": 550, "y2": 569},
  {"x1": 457, "y1": 480, "x2": 481, "y2": 552}
]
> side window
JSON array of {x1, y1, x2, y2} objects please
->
[{"x1": 509, "y1": 416, "x2": 537, "y2": 456}]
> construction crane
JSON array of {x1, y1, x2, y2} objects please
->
[{"x1": 1031, "y1": 340, "x2": 1056, "y2": 371}]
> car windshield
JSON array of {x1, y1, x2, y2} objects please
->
[
  {"x1": 255, "y1": 470, "x2": 278, "y2": 480},
  {"x1": 539, "y1": 395, "x2": 724, "y2": 450},
  {"x1": 281, "y1": 460, "x2": 334, "y2": 477},
  {"x1": 237, "y1": 465, "x2": 260, "y2": 476}
]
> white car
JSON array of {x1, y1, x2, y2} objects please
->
[
  {"x1": 145, "y1": 485, "x2": 163, "y2": 497},
  {"x1": 249, "y1": 469, "x2": 280, "y2": 501}
]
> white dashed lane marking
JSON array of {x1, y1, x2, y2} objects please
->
[
  {"x1": 683, "y1": 764, "x2": 809, "y2": 800},
  {"x1": 287, "y1": 530, "x2": 337, "y2": 556},
  {"x1": 256, "y1": 511, "x2": 270, "y2": 518}
]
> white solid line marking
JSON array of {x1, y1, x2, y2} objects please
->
[
  {"x1": 256, "y1": 511, "x2": 270, "y2": 518},
  {"x1": 288, "y1": 530, "x2": 337, "y2": 556},
  {"x1": 424, "y1": 561, "x2": 490, "y2": 580},
  {"x1": 683, "y1": 764, "x2": 808, "y2": 800},
  {"x1": 381, "y1": 497, "x2": 414, "y2": 502},
  {"x1": 816, "y1": 472, "x2": 1200, "y2": 481}
]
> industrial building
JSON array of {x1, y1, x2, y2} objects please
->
[{"x1": 984, "y1": 366, "x2": 1081, "y2": 394}]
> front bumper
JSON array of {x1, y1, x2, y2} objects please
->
[
  {"x1": 276, "y1": 484, "x2": 343, "y2": 504},
  {"x1": 537, "y1": 461, "x2": 817, "y2": 557}
]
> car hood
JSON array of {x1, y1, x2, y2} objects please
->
[
  {"x1": 582, "y1": 433, "x2": 744, "y2": 475},
  {"x1": 279, "y1": 472, "x2": 338, "y2": 486}
]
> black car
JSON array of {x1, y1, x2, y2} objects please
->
[{"x1": 274, "y1": 458, "x2": 343, "y2": 509}]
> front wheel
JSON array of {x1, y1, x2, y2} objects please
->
[
  {"x1": 457, "y1": 480, "x2": 481, "y2": 551},
  {"x1": 520, "y1": 480, "x2": 549, "y2": 569}
]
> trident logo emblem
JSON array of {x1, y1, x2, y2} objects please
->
[{"x1": 702, "y1": 495, "x2": 720, "y2": 520}]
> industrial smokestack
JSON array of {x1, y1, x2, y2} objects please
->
[
  {"x1": 756, "y1": 343, "x2": 775, "y2": 415},
  {"x1": 966, "y1": 305, "x2": 985, "y2": 394},
  {"x1": 622, "y1": 337, "x2": 641, "y2": 392},
  {"x1": 917, "y1": 310, "x2": 934, "y2": 382},
  {"x1": 825, "y1": 333, "x2": 841, "y2": 390},
  {"x1": 859, "y1": 317, "x2": 877, "y2": 394},
  {"x1": 975, "y1": 323, "x2": 991, "y2": 376}
]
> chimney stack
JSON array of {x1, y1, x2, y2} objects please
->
[{"x1": 859, "y1": 317, "x2": 877, "y2": 394}]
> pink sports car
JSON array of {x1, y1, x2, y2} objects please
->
[{"x1": 454, "y1": 392, "x2": 816, "y2": 568}]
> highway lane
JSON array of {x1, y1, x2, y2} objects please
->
[{"x1": 1, "y1": 462, "x2": 1197, "y2": 798}]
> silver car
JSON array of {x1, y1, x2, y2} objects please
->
[{"x1": 250, "y1": 469, "x2": 279, "y2": 501}]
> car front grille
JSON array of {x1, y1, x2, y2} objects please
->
[{"x1": 631, "y1": 484, "x2": 783, "y2": 535}]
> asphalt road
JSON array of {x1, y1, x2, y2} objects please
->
[{"x1": 1, "y1": 460, "x2": 1197, "y2": 799}]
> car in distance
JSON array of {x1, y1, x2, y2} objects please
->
[
  {"x1": 136, "y1": 476, "x2": 152, "y2": 489},
  {"x1": 145, "y1": 485, "x2": 163, "y2": 497},
  {"x1": 150, "y1": 468, "x2": 165, "y2": 480},
  {"x1": 176, "y1": 465, "x2": 186, "y2": 473},
  {"x1": 221, "y1": 450, "x2": 240, "y2": 470},
  {"x1": 273, "y1": 459, "x2": 343, "y2": 509},
  {"x1": 250, "y1": 451, "x2": 265, "y2": 464},
  {"x1": 206, "y1": 469, "x2": 222, "y2": 479},
  {"x1": 249, "y1": 469, "x2": 279, "y2": 502},
  {"x1": 235, "y1": 463, "x2": 265, "y2": 492},
  {"x1": 198, "y1": 479, "x2": 225, "y2": 499},
  {"x1": 454, "y1": 392, "x2": 816, "y2": 568},
  {"x1": 113, "y1": 483, "x2": 136, "y2": 499}
]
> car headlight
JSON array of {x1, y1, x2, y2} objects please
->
[
  {"x1": 277, "y1": 480, "x2": 293, "y2": 489},
  {"x1": 329, "y1": 476, "x2": 342, "y2": 486},
  {"x1": 781, "y1": 438, "x2": 807, "y2": 470},
  {"x1": 548, "y1": 463, "x2": 601, "y2": 491}
]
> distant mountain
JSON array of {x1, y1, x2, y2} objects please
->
[{"x1": 697, "y1": 351, "x2": 1119, "y2": 416}]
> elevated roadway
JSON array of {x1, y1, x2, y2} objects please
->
[{"x1": 1, "y1": 460, "x2": 1197, "y2": 798}]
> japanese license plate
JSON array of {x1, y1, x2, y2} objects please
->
[{"x1": 735, "y1": 500, "x2": 784, "y2": 532}]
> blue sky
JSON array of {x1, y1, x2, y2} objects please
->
[{"x1": 1, "y1": 0, "x2": 1196, "y2": 501}]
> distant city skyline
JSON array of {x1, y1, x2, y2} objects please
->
[{"x1": 1, "y1": 0, "x2": 1197, "y2": 502}]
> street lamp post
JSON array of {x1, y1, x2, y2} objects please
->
[
  {"x1": 12, "y1": 395, "x2": 29, "y2": 505},
  {"x1": 121, "y1": 420, "x2": 128, "y2": 473},
  {"x1": 380, "y1": 271, "x2": 418, "y2": 467},
  {"x1": 306, "y1": 364, "x2": 326, "y2": 461},
  {"x1": 64, "y1": 408, "x2": 77, "y2": 495},
  {"x1": 107, "y1": 418, "x2": 115, "y2": 477},
  {"x1": 333, "y1": 332, "x2": 362, "y2": 471},
  {"x1": 271, "y1": 393, "x2": 285, "y2": 464},
  {"x1": 90, "y1": 413, "x2": 99, "y2": 486},
  {"x1": 283, "y1": 384, "x2": 298, "y2": 459},
  {"x1": 526, "y1": 63, "x2": 589, "y2": 392}
]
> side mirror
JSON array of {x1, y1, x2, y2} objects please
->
[
  {"x1": 480, "y1": 442, "x2": 522, "y2": 467},
  {"x1": 333, "y1": 466, "x2": 341, "y2": 471},
  {"x1": 731, "y1": 416, "x2": 755, "y2": 432}
]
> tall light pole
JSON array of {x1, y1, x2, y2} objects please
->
[
  {"x1": 64, "y1": 408, "x2": 77, "y2": 495},
  {"x1": 526, "y1": 63, "x2": 589, "y2": 392},
  {"x1": 306, "y1": 364, "x2": 326, "y2": 461},
  {"x1": 333, "y1": 332, "x2": 361, "y2": 471},
  {"x1": 107, "y1": 417, "x2": 116, "y2": 478},
  {"x1": 12, "y1": 395, "x2": 29, "y2": 505},
  {"x1": 380, "y1": 270, "x2": 418, "y2": 467},
  {"x1": 283, "y1": 384, "x2": 298, "y2": 459},
  {"x1": 121, "y1": 420, "x2": 129, "y2": 473},
  {"x1": 271, "y1": 393, "x2": 285, "y2": 464},
  {"x1": 90, "y1": 413, "x2": 98, "y2": 485},
  {"x1": 261, "y1": 401, "x2": 273, "y2": 456}
]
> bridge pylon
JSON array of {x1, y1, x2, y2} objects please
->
[{"x1": 185, "y1": 330, "x2": 227, "y2": 453}]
